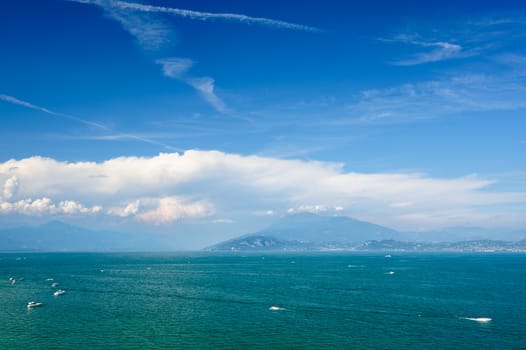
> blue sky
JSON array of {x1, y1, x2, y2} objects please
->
[{"x1": 1, "y1": 0, "x2": 525, "y2": 245}]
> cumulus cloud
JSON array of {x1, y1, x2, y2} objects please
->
[
  {"x1": 0, "y1": 197, "x2": 102, "y2": 216},
  {"x1": 1, "y1": 151, "x2": 525, "y2": 230},
  {"x1": 2, "y1": 175, "x2": 19, "y2": 200},
  {"x1": 136, "y1": 196, "x2": 212, "y2": 225}
]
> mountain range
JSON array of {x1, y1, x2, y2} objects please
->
[
  {"x1": 0, "y1": 221, "x2": 173, "y2": 252},
  {"x1": 1, "y1": 214, "x2": 524, "y2": 252},
  {"x1": 207, "y1": 213, "x2": 526, "y2": 252}
]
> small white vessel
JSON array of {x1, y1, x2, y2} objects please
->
[
  {"x1": 54, "y1": 289, "x2": 66, "y2": 296},
  {"x1": 385, "y1": 271, "x2": 395, "y2": 275},
  {"x1": 27, "y1": 301, "x2": 43, "y2": 308},
  {"x1": 269, "y1": 306, "x2": 284, "y2": 311},
  {"x1": 463, "y1": 317, "x2": 492, "y2": 323},
  {"x1": 51, "y1": 282, "x2": 59, "y2": 288},
  {"x1": 384, "y1": 254, "x2": 392, "y2": 258},
  {"x1": 46, "y1": 278, "x2": 54, "y2": 281}
]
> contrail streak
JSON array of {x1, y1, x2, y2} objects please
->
[
  {"x1": 70, "y1": 0, "x2": 322, "y2": 32},
  {"x1": 0, "y1": 93, "x2": 180, "y2": 151}
]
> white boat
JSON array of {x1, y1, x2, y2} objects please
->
[
  {"x1": 54, "y1": 289, "x2": 66, "y2": 296},
  {"x1": 384, "y1": 254, "x2": 392, "y2": 258},
  {"x1": 51, "y1": 282, "x2": 59, "y2": 288},
  {"x1": 463, "y1": 317, "x2": 492, "y2": 323},
  {"x1": 27, "y1": 301, "x2": 43, "y2": 308}
]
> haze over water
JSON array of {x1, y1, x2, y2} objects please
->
[{"x1": 1, "y1": 253, "x2": 525, "y2": 349}]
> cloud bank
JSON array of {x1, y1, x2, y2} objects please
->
[{"x1": 1, "y1": 151, "x2": 524, "y2": 229}]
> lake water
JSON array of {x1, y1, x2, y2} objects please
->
[{"x1": 1, "y1": 252, "x2": 525, "y2": 349}]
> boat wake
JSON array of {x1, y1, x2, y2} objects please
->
[
  {"x1": 269, "y1": 306, "x2": 286, "y2": 311},
  {"x1": 460, "y1": 317, "x2": 492, "y2": 323}
]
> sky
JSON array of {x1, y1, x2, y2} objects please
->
[{"x1": 1, "y1": 0, "x2": 526, "y2": 247}]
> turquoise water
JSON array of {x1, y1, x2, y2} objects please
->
[{"x1": 1, "y1": 253, "x2": 525, "y2": 349}]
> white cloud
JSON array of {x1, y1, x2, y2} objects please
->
[
  {"x1": 396, "y1": 41, "x2": 462, "y2": 66},
  {"x1": 2, "y1": 175, "x2": 19, "y2": 200},
  {"x1": 68, "y1": 0, "x2": 174, "y2": 51},
  {"x1": 288, "y1": 205, "x2": 344, "y2": 214},
  {"x1": 389, "y1": 201, "x2": 413, "y2": 208},
  {"x1": 114, "y1": 200, "x2": 141, "y2": 217},
  {"x1": 0, "y1": 197, "x2": 101, "y2": 216},
  {"x1": 112, "y1": 0, "x2": 321, "y2": 32},
  {"x1": 346, "y1": 72, "x2": 526, "y2": 125},
  {"x1": 187, "y1": 77, "x2": 227, "y2": 113},
  {"x1": 212, "y1": 218, "x2": 235, "y2": 224},
  {"x1": 156, "y1": 58, "x2": 227, "y2": 113},
  {"x1": 0, "y1": 94, "x2": 178, "y2": 150},
  {"x1": 386, "y1": 35, "x2": 464, "y2": 65},
  {"x1": 1, "y1": 151, "x2": 525, "y2": 230},
  {"x1": 0, "y1": 94, "x2": 107, "y2": 129},
  {"x1": 383, "y1": 16, "x2": 526, "y2": 66},
  {"x1": 156, "y1": 58, "x2": 193, "y2": 79},
  {"x1": 69, "y1": 0, "x2": 321, "y2": 113},
  {"x1": 136, "y1": 196, "x2": 211, "y2": 225}
]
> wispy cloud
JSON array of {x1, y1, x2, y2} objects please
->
[
  {"x1": 345, "y1": 54, "x2": 526, "y2": 124},
  {"x1": 187, "y1": 77, "x2": 227, "y2": 113},
  {"x1": 68, "y1": 0, "x2": 174, "y2": 51},
  {"x1": 104, "y1": 4, "x2": 174, "y2": 51},
  {"x1": 0, "y1": 94, "x2": 107, "y2": 130},
  {"x1": 112, "y1": 0, "x2": 321, "y2": 32},
  {"x1": 157, "y1": 57, "x2": 193, "y2": 78},
  {"x1": 70, "y1": 0, "x2": 320, "y2": 32},
  {"x1": 0, "y1": 93, "x2": 179, "y2": 150},
  {"x1": 386, "y1": 35, "x2": 464, "y2": 65},
  {"x1": 156, "y1": 58, "x2": 227, "y2": 113},
  {"x1": 69, "y1": 0, "x2": 321, "y2": 113},
  {"x1": 382, "y1": 15, "x2": 526, "y2": 66}
]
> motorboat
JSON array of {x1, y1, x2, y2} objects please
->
[
  {"x1": 27, "y1": 301, "x2": 43, "y2": 308},
  {"x1": 54, "y1": 289, "x2": 66, "y2": 296},
  {"x1": 51, "y1": 282, "x2": 59, "y2": 288}
]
